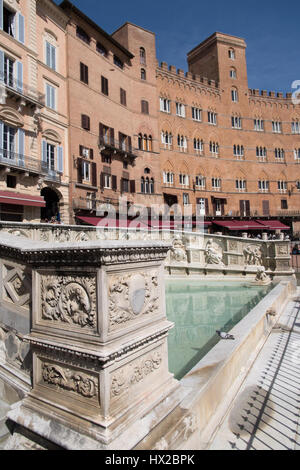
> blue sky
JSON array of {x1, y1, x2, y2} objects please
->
[{"x1": 54, "y1": 0, "x2": 300, "y2": 94}]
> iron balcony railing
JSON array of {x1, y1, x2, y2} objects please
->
[
  {"x1": 98, "y1": 136, "x2": 138, "y2": 160},
  {"x1": 0, "y1": 148, "x2": 43, "y2": 174},
  {"x1": 0, "y1": 149, "x2": 61, "y2": 181},
  {"x1": 0, "y1": 73, "x2": 45, "y2": 106}
]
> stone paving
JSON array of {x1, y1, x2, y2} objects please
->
[{"x1": 209, "y1": 289, "x2": 300, "y2": 450}]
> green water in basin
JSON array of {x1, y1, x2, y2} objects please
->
[{"x1": 166, "y1": 280, "x2": 274, "y2": 380}]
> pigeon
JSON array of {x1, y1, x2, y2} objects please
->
[{"x1": 216, "y1": 330, "x2": 235, "y2": 340}]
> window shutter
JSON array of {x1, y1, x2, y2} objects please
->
[
  {"x1": 245, "y1": 200, "x2": 250, "y2": 216},
  {"x1": 51, "y1": 45, "x2": 56, "y2": 71},
  {"x1": 18, "y1": 13, "x2": 25, "y2": 44},
  {"x1": 46, "y1": 41, "x2": 51, "y2": 67},
  {"x1": 91, "y1": 162, "x2": 97, "y2": 187},
  {"x1": 18, "y1": 128, "x2": 25, "y2": 167},
  {"x1": 262, "y1": 200, "x2": 269, "y2": 216},
  {"x1": 239, "y1": 200, "x2": 244, "y2": 216},
  {"x1": 118, "y1": 132, "x2": 122, "y2": 150},
  {"x1": 90, "y1": 148, "x2": 94, "y2": 160},
  {"x1": 0, "y1": 50, "x2": 4, "y2": 83},
  {"x1": 77, "y1": 158, "x2": 83, "y2": 183},
  {"x1": 204, "y1": 198, "x2": 209, "y2": 216},
  {"x1": 99, "y1": 123, "x2": 103, "y2": 143},
  {"x1": 130, "y1": 180, "x2": 136, "y2": 193},
  {"x1": 112, "y1": 175, "x2": 117, "y2": 191},
  {"x1": 0, "y1": 0, "x2": 3, "y2": 30},
  {"x1": 42, "y1": 140, "x2": 47, "y2": 171},
  {"x1": 128, "y1": 136, "x2": 132, "y2": 153},
  {"x1": 79, "y1": 145, "x2": 83, "y2": 156},
  {"x1": 16, "y1": 61, "x2": 23, "y2": 93},
  {"x1": 110, "y1": 128, "x2": 114, "y2": 146},
  {"x1": 100, "y1": 172, "x2": 104, "y2": 190},
  {"x1": 57, "y1": 145, "x2": 63, "y2": 174}
]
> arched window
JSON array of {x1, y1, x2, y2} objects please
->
[
  {"x1": 231, "y1": 87, "x2": 238, "y2": 102},
  {"x1": 143, "y1": 134, "x2": 148, "y2": 151},
  {"x1": 148, "y1": 135, "x2": 152, "y2": 152},
  {"x1": 141, "y1": 68, "x2": 146, "y2": 80},
  {"x1": 144, "y1": 167, "x2": 151, "y2": 174},
  {"x1": 230, "y1": 67, "x2": 237, "y2": 79},
  {"x1": 141, "y1": 177, "x2": 145, "y2": 193},
  {"x1": 228, "y1": 48, "x2": 235, "y2": 59},
  {"x1": 140, "y1": 47, "x2": 146, "y2": 65}
]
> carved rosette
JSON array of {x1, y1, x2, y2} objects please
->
[
  {"x1": 111, "y1": 350, "x2": 163, "y2": 398},
  {"x1": 41, "y1": 274, "x2": 97, "y2": 330},
  {"x1": 41, "y1": 363, "x2": 98, "y2": 399},
  {"x1": 108, "y1": 271, "x2": 159, "y2": 329}
]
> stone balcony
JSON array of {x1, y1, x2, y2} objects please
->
[{"x1": 0, "y1": 75, "x2": 45, "y2": 109}]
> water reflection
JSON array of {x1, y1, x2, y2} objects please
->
[{"x1": 166, "y1": 281, "x2": 273, "y2": 380}]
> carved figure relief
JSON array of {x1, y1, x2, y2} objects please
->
[
  {"x1": 170, "y1": 236, "x2": 187, "y2": 263},
  {"x1": 41, "y1": 275, "x2": 96, "y2": 330},
  {"x1": 108, "y1": 271, "x2": 159, "y2": 328},
  {"x1": 42, "y1": 363, "x2": 98, "y2": 398},
  {"x1": 110, "y1": 350, "x2": 163, "y2": 398},
  {"x1": 53, "y1": 228, "x2": 71, "y2": 243},
  {"x1": 244, "y1": 245, "x2": 263, "y2": 266},
  {"x1": 252, "y1": 266, "x2": 271, "y2": 285},
  {"x1": 205, "y1": 239, "x2": 224, "y2": 265}
]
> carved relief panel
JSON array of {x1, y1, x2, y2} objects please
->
[
  {"x1": 108, "y1": 269, "x2": 160, "y2": 332},
  {"x1": 36, "y1": 272, "x2": 98, "y2": 335},
  {"x1": 1, "y1": 261, "x2": 31, "y2": 310}
]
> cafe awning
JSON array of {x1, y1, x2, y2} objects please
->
[
  {"x1": 256, "y1": 220, "x2": 290, "y2": 231},
  {"x1": 0, "y1": 191, "x2": 46, "y2": 207},
  {"x1": 76, "y1": 216, "x2": 149, "y2": 229},
  {"x1": 213, "y1": 220, "x2": 265, "y2": 230}
]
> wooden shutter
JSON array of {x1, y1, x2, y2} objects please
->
[
  {"x1": 120, "y1": 88, "x2": 126, "y2": 106},
  {"x1": 128, "y1": 136, "x2": 132, "y2": 153},
  {"x1": 79, "y1": 145, "x2": 83, "y2": 156},
  {"x1": 18, "y1": 128, "x2": 25, "y2": 167},
  {"x1": 245, "y1": 200, "x2": 250, "y2": 216},
  {"x1": 112, "y1": 175, "x2": 117, "y2": 191},
  {"x1": 100, "y1": 172, "x2": 104, "y2": 190},
  {"x1": 110, "y1": 128, "x2": 114, "y2": 146},
  {"x1": 118, "y1": 132, "x2": 122, "y2": 150},
  {"x1": 91, "y1": 162, "x2": 97, "y2": 187},
  {"x1": 101, "y1": 76, "x2": 108, "y2": 95},
  {"x1": 99, "y1": 123, "x2": 103, "y2": 145},
  {"x1": 77, "y1": 158, "x2": 83, "y2": 183},
  {"x1": 90, "y1": 148, "x2": 94, "y2": 160},
  {"x1": 57, "y1": 146, "x2": 63, "y2": 174},
  {"x1": 0, "y1": 50, "x2": 4, "y2": 83},
  {"x1": 130, "y1": 180, "x2": 136, "y2": 193},
  {"x1": 16, "y1": 61, "x2": 23, "y2": 93},
  {"x1": 81, "y1": 115, "x2": 90, "y2": 130},
  {"x1": 18, "y1": 13, "x2": 25, "y2": 45},
  {"x1": 0, "y1": 0, "x2": 3, "y2": 30},
  {"x1": 262, "y1": 200, "x2": 270, "y2": 216},
  {"x1": 205, "y1": 198, "x2": 209, "y2": 216},
  {"x1": 239, "y1": 200, "x2": 245, "y2": 216}
]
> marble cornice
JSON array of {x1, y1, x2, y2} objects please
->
[{"x1": 0, "y1": 234, "x2": 171, "y2": 266}]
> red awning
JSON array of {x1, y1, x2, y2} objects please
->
[
  {"x1": 213, "y1": 220, "x2": 265, "y2": 230},
  {"x1": 256, "y1": 220, "x2": 290, "y2": 231},
  {"x1": 0, "y1": 191, "x2": 45, "y2": 207}
]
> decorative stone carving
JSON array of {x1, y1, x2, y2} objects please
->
[
  {"x1": 41, "y1": 275, "x2": 97, "y2": 329},
  {"x1": 75, "y1": 232, "x2": 90, "y2": 242},
  {"x1": 252, "y1": 266, "x2": 271, "y2": 285},
  {"x1": 8, "y1": 229, "x2": 29, "y2": 239},
  {"x1": 153, "y1": 438, "x2": 168, "y2": 450},
  {"x1": 244, "y1": 245, "x2": 262, "y2": 266},
  {"x1": 111, "y1": 350, "x2": 163, "y2": 398},
  {"x1": 170, "y1": 236, "x2": 187, "y2": 263},
  {"x1": 109, "y1": 271, "x2": 159, "y2": 328},
  {"x1": 277, "y1": 244, "x2": 289, "y2": 255},
  {"x1": 0, "y1": 326, "x2": 31, "y2": 372},
  {"x1": 2, "y1": 264, "x2": 31, "y2": 308},
  {"x1": 53, "y1": 228, "x2": 71, "y2": 243},
  {"x1": 205, "y1": 239, "x2": 224, "y2": 265},
  {"x1": 42, "y1": 363, "x2": 98, "y2": 398}
]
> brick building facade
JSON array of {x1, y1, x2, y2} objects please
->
[{"x1": 0, "y1": 0, "x2": 299, "y2": 235}]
